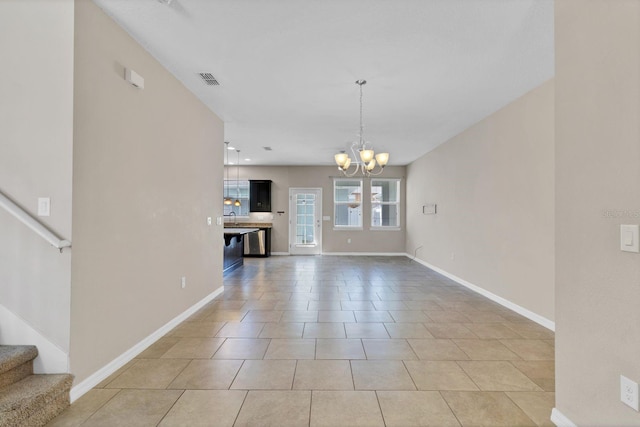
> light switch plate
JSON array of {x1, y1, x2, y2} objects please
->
[
  {"x1": 37, "y1": 197, "x2": 50, "y2": 216},
  {"x1": 620, "y1": 225, "x2": 639, "y2": 253}
]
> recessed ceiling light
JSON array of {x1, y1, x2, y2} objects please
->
[
  {"x1": 244, "y1": 158, "x2": 251, "y2": 162},
  {"x1": 227, "y1": 146, "x2": 235, "y2": 150},
  {"x1": 228, "y1": 162, "x2": 235, "y2": 165}
]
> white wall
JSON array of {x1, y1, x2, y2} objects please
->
[
  {"x1": 70, "y1": 0, "x2": 224, "y2": 384},
  {"x1": 555, "y1": 1, "x2": 640, "y2": 424},
  {"x1": 406, "y1": 80, "x2": 555, "y2": 324},
  {"x1": 0, "y1": 0, "x2": 74, "y2": 370}
]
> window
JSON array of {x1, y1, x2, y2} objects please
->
[
  {"x1": 334, "y1": 179, "x2": 363, "y2": 228},
  {"x1": 223, "y1": 180, "x2": 250, "y2": 217},
  {"x1": 371, "y1": 179, "x2": 400, "y2": 228}
]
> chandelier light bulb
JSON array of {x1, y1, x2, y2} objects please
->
[
  {"x1": 375, "y1": 152, "x2": 389, "y2": 167},
  {"x1": 366, "y1": 158, "x2": 377, "y2": 171},
  {"x1": 359, "y1": 149, "x2": 374, "y2": 164},
  {"x1": 342, "y1": 157, "x2": 352, "y2": 170},
  {"x1": 335, "y1": 153, "x2": 349, "y2": 167}
]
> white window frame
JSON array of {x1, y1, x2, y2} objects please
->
[
  {"x1": 370, "y1": 178, "x2": 401, "y2": 231},
  {"x1": 333, "y1": 178, "x2": 363, "y2": 230},
  {"x1": 223, "y1": 179, "x2": 250, "y2": 218}
]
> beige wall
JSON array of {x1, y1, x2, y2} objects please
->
[
  {"x1": 555, "y1": 1, "x2": 640, "y2": 424},
  {"x1": 406, "y1": 80, "x2": 555, "y2": 323},
  {"x1": 70, "y1": 0, "x2": 224, "y2": 383},
  {"x1": 228, "y1": 165, "x2": 407, "y2": 254},
  {"x1": 0, "y1": 0, "x2": 74, "y2": 354}
]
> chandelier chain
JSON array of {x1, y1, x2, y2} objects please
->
[{"x1": 359, "y1": 82, "x2": 364, "y2": 145}]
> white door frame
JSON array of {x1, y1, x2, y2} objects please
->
[{"x1": 289, "y1": 187, "x2": 322, "y2": 255}]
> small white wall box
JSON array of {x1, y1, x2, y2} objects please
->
[
  {"x1": 124, "y1": 68, "x2": 144, "y2": 89},
  {"x1": 423, "y1": 204, "x2": 437, "y2": 215}
]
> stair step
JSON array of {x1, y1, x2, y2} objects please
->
[
  {"x1": 0, "y1": 374, "x2": 73, "y2": 427},
  {"x1": 0, "y1": 346, "x2": 37, "y2": 389}
]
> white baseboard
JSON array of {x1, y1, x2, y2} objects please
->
[
  {"x1": 272, "y1": 252, "x2": 407, "y2": 257},
  {"x1": 409, "y1": 255, "x2": 555, "y2": 331},
  {"x1": 0, "y1": 303, "x2": 69, "y2": 374},
  {"x1": 322, "y1": 252, "x2": 407, "y2": 256},
  {"x1": 70, "y1": 285, "x2": 224, "y2": 402},
  {"x1": 551, "y1": 408, "x2": 577, "y2": 427},
  {"x1": 271, "y1": 252, "x2": 407, "y2": 257}
]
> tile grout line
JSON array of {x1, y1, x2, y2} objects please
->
[
  {"x1": 373, "y1": 390, "x2": 388, "y2": 427},
  {"x1": 401, "y1": 360, "x2": 420, "y2": 391},
  {"x1": 438, "y1": 390, "x2": 464, "y2": 427},
  {"x1": 78, "y1": 388, "x2": 124, "y2": 425},
  {"x1": 454, "y1": 360, "x2": 482, "y2": 391},
  {"x1": 154, "y1": 389, "x2": 186, "y2": 427},
  {"x1": 231, "y1": 389, "x2": 250, "y2": 427},
  {"x1": 349, "y1": 360, "x2": 356, "y2": 390}
]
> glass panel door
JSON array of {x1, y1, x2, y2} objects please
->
[
  {"x1": 289, "y1": 188, "x2": 322, "y2": 255},
  {"x1": 296, "y1": 193, "x2": 316, "y2": 245}
]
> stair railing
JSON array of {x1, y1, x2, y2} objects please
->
[{"x1": 0, "y1": 190, "x2": 71, "y2": 252}]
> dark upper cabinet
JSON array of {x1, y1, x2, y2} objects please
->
[{"x1": 249, "y1": 180, "x2": 272, "y2": 212}]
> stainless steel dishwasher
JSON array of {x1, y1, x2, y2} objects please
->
[{"x1": 244, "y1": 229, "x2": 266, "y2": 256}]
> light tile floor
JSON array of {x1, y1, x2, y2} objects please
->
[{"x1": 49, "y1": 256, "x2": 555, "y2": 426}]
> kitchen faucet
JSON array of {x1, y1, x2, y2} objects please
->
[{"x1": 225, "y1": 211, "x2": 237, "y2": 225}]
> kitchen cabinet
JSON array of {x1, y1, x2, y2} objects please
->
[{"x1": 250, "y1": 180, "x2": 271, "y2": 212}]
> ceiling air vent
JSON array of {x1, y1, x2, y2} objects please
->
[
  {"x1": 198, "y1": 73, "x2": 220, "y2": 86},
  {"x1": 263, "y1": 146, "x2": 273, "y2": 151}
]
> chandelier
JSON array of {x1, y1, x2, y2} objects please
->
[{"x1": 334, "y1": 80, "x2": 389, "y2": 176}]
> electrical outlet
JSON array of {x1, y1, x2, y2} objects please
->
[
  {"x1": 181, "y1": 276, "x2": 186, "y2": 289},
  {"x1": 207, "y1": 217, "x2": 212, "y2": 226},
  {"x1": 621, "y1": 375, "x2": 639, "y2": 411},
  {"x1": 347, "y1": 238, "x2": 352, "y2": 244}
]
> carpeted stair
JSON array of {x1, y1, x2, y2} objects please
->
[{"x1": 0, "y1": 346, "x2": 73, "y2": 427}]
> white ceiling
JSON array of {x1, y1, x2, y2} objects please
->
[{"x1": 93, "y1": 0, "x2": 554, "y2": 166}]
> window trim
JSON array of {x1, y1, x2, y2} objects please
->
[
  {"x1": 370, "y1": 178, "x2": 401, "y2": 229},
  {"x1": 333, "y1": 178, "x2": 363, "y2": 230}
]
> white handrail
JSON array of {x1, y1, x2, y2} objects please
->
[{"x1": 0, "y1": 191, "x2": 71, "y2": 251}]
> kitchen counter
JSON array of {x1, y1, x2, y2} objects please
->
[
  {"x1": 224, "y1": 227, "x2": 259, "y2": 235},
  {"x1": 224, "y1": 222, "x2": 272, "y2": 228},
  {"x1": 223, "y1": 228, "x2": 259, "y2": 273}
]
